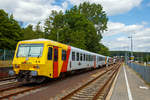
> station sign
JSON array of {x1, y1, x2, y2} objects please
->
[{"x1": 130, "y1": 56, "x2": 134, "y2": 60}]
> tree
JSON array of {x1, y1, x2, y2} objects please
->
[
  {"x1": 98, "y1": 44, "x2": 109, "y2": 56},
  {"x1": 43, "y1": 2, "x2": 109, "y2": 55},
  {"x1": 35, "y1": 21, "x2": 44, "y2": 38},
  {"x1": 21, "y1": 24, "x2": 36, "y2": 40},
  {"x1": 71, "y1": 2, "x2": 108, "y2": 36},
  {"x1": 0, "y1": 9, "x2": 22, "y2": 49}
]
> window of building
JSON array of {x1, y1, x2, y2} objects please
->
[
  {"x1": 84, "y1": 54, "x2": 85, "y2": 61},
  {"x1": 72, "y1": 52, "x2": 75, "y2": 61}
]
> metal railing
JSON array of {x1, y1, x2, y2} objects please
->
[
  {"x1": 0, "y1": 49, "x2": 14, "y2": 67},
  {"x1": 127, "y1": 62, "x2": 150, "y2": 83}
]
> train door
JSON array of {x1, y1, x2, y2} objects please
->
[
  {"x1": 94, "y1": 56, "x2": 96, "y2": 68},
  {"x1": 53, "y1": 46, "x2": 59, "y2": 78},
  {"x1": 47, "y1": 46, "x2": 53, "y2": 78}
]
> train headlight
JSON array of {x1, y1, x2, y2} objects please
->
[
  {"x1": 9, "y1": 70, "x2": 15, "y2": 76},
  {"x1": 33, "y1": 65, "x2": 39, "y2": 69},
  {"x1": 30, "y1": 71, "x2": 38, "y2": 76}
]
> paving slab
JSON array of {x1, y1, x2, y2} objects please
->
[{"x1": 111, "y1": 64, "x2": 150, "y2": 100}]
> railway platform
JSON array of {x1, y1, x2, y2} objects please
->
[{"x1": 107, "y1": 64, "x2": 150, "y2": 100}]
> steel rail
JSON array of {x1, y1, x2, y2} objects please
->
[
  {"x1": 0, "y1": 76, "x2": 16, "y2": 82},
  {"x1": 92, "y1": 63, "x2": 120, "y2": 100},
  {"x1": 60, "y1": 63, "x2": 121, "y2": 100}
]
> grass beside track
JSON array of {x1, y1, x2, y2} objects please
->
[{"x1": 0, "y1": 60, "x2": 12, "y2": 67}]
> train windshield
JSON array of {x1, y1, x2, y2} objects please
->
[{"x1": 17, "y1": 44, "x2": 44, "y2": 57}]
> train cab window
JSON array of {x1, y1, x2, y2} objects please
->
[
  {"x1": 62, "y1": 50, "x2": 66, "y2": 60},
  {"x1": 48, "y1": 47, "x2": 52, "y2": 60},
  {"x1": 84, "y1": 54, "x2": 85, "y2": 61},
  {"x1": 72, "y1": 52, "x2": 75, "y2": 61},
  {"x1": 77, "y1": 52, "x2": 79, "y2": 61},
  {"x1": 54, "y1": 48, "x2": 58, "y2": 61},
  {"x1": 80, "y1": 53, "x2": 82, "y2": 61}
]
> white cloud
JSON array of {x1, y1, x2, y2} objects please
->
[
  {"x1": 103, "y1": 22, "x2": 144, "y2": 36},
  {"x1": 102, "y1": 21, "x2": 150, "y2": 52},
  {"x1": 0, "y1": 0, "x2": 67, "y2": 25},
  {"x1": 0, "y1": 0, "x2": 143, "y2": 26},
  {"x1": 68, "y1": 0, "x2": 143, "y2": 15}
]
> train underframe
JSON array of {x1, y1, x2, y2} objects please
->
[{"x1": 17, "y1": 70, "x2": 47, "y2": 83}]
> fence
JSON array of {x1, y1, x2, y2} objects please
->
[
  {"x1": 0, "y1": 49, "x2": 15, "y2": 67},
  {"x1": 127, "y1": 62, "x2": 150, "y2": 83}
]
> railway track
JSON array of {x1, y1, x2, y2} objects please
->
[
  {"x1": 0, "y1": 81, "x2": 48, "y2": 100},
  {"x1": 0, "y1": 63, "x2": 121, "y2": 100},
  {"x1": 60, "y1": 63, "x2": 121, "y2": 100},
  {"x1": 0, "y1": 76, "x2": 16, "y2": 82}
]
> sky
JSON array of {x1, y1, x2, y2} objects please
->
[{"x1": 0, "y1": 0, "x2": 150, "y2": 52}]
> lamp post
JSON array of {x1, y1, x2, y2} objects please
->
[{"x1": 128, "y1": 33, "x2": 135, "y2": 61}]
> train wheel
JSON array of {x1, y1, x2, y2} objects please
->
[{"x1": 36, "y1": 77, "x2": 46, "y2": 84}]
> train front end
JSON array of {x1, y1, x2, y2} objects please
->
[{"x1": 10, "y1": 40, "x2": 50, "y2": 83}]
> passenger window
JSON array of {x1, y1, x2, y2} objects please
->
[
  {"x1": 72, "y1": 52, "x2": 75, "y2": 61},
  {"x1": 48, "y1": 47, "x2": 52, "y2": 60},
  {"x1": 80, "y1": 53, "x2": 82, "y2": 61},
  {"x1": 86, "y1": 55, "x2": 88, "y2": 61},
  {"x1": 94, "y1": 56, "x2": 96, "y2": 61},
  {"x1": 54, "y1": 48, "x2": 58, "y2": 61},
  {"x1": 62, "y1": 50, "x2": 66, "y2": 60},
  {"x1": 77, "y1": 52, "x2": 79, "y2": 61},
  {"x1": 84, "y1": 54, "x2": 85, "y2": 61}
]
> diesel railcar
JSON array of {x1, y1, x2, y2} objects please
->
[{"x1": 10, "y1": 39, "x2": 108, "y2": 83}]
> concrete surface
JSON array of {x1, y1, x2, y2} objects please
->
[{"x1": 111, "y1": 64, "x2": 150, "y2": 100}]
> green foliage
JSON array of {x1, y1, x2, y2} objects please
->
[
  {"x1": 0, "y1": 9, "x2": 22, "y2": 49},
  {"x1": 143, "y1": 56, "x2": 150, "y2": 62},
  {"x1": 35, "y1": 21, "x2": 44, "y2": 38},
  {"x1": 74, "y1": 2, "x2": 108, "y2": 35},
  {"x1": 21, "y1": 24, "x2": 36, "y2": 40},
  {"x1": 44, "y1": 2, "x2": 109, "y2": 55},
  {"x1": 98, "y1": 44, "x2": 110, "y2": 56},
  {"x1": 0, "y1": 2, "x2": 109, "y2": 56}
]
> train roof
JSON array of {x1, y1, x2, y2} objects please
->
[
  {"x1": 21, "y1": 38, "x2": 50, "y2": 42},
  {"x1": 71, "y1": 46, "x2": 105, "y2": 57},
  {"x1": 19, "y1": 38, "x2": 106, "y2": 58}
]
